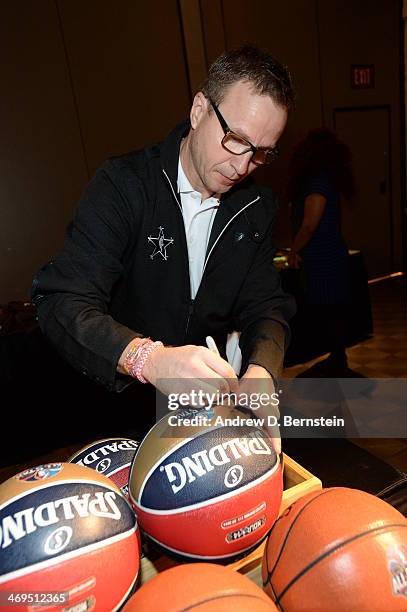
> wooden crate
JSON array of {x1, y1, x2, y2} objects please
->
[{"x1": 139, "y1": 452, "x2": 322, "y2": 585}]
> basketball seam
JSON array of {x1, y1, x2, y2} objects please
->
[
  {"x1": 136, "y1": 424, "x2": 268, "y2": 504},
  {"x1": 0, "y1": 479, "x2": 121, "y2": 512},
  {"x1": 68, "y1": 438, "x2": 137, "y2": 461},
  {"x1": 132, "y1": 416, "x2": 227, "y2": 496},
  {"x1": 103, "y1": 463, "x2": 131, "y2": 478},
  {"x1": 136, "y1": 460, "x2": 280, "y2": 515},
  {"x1": 0, "y1": 526, "x2": 138, "y2": 584},
  {"x1": 144, "y1": 531, "x2": 265, "y2": 560},
  {"x1": 274, "y1": 522, "x2": 407, "y2": 606},
  {"x1": 182, "y1": 591, "x2": 271, "y2": 610},
  {"x1": 263, "y1": 488, "x2": 338, "y2": 586},
  {"x1": 266, "y1": 572, "x2": 280, "y2": 610}
]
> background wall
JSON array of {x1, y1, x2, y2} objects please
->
[{"x1": 1, "y1": 0, "x2": 404, "y2": 302}]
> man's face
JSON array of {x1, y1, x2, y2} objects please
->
[{"x1": 187, "y1": 80, "x2": 288, "y2": 199}]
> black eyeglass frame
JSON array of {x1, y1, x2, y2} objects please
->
[{"x1": 208, "y1": 97, "x2": 279, "y2": 165}]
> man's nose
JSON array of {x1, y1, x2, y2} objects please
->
[{"x1": 231, "y1": 152, "x2": 253, "y2": 177}]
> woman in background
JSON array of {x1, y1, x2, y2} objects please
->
[{"x1": 287, "y1": 127, "x2": 355, "y2": 372}]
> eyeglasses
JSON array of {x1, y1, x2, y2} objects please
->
[{"x1": 208, "y1": 97, "x2": 279, "y2": 165}]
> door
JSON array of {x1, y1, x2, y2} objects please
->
[{"x1": 334, "y1": 107, "x2": 392, "y2": 278}]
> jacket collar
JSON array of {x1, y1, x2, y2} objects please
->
[{"x1": 160, "y1": 119, "x2": 190, "y2": 189}]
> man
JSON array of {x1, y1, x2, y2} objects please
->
[{"x1": 31, "y1": 45, "x2": 295, "y2": 450}]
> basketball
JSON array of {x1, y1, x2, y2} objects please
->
[
  {"x1": 0, "y1": 462, "x2": 140, "y2": 611},
  {"x1": 262, "y1": 487, "x2": 407, "y2": 611},
  {"x1": 129, "y1": 404, "x2": 282, "y2": 560},
  {"x1": 69, "y1": 437, "x2": 139, "y2": 497},
  {"x1": 123, "y1": 562, "x2": 278, "y2": 611}
]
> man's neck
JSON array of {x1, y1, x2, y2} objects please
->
[{"x1": 180, "y1": 137, "x2": 218, "y2": 201}]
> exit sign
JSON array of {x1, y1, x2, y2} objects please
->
[{"x1": 351, "y1": 65, "x2": 375, "y2": 89}]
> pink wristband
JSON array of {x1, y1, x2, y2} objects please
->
[
  {"x1": 128, "y1": 339, "x2": 163, "y2": 383},
  {"x1": 123, "y1": 337, "x2": 150, "y2": 375}
]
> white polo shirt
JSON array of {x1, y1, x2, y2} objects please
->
[
  {"x1": 177, "y1": 158, "x2": 242, "y2": 374},
  {"x1": 177, "y1": 158, "x2": 220, "y2": 299}
]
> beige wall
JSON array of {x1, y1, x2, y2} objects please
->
[
  {"x1": 1, "y1": 0, "x2": 404, "y2": 302},
  {"x1": 0, "y1": 1, "x2": 88, "y2": 303},
  {"x1": 1, "y1": 0, "x2": 190, "y2": 303},
  {"x1": 198, "y1": 0, "x2": 404, "y2": 271},
  {"x1": 318, "y1": 0, "x2": 404, "y2": 270},
  {"x1": 57, "y1": 0, "x2": 191, "y2": 175}
]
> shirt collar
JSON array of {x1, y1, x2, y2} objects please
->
[{"x1": 177, "y1": 157, "x2": 197, "y2": 195}]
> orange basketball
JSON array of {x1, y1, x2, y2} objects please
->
[
  {"x1": 124, "y1": 563, "x2": 278, "y2": 611},
  {"x1": 262, "y1": 487, "x2": 407, "y2": 611}
]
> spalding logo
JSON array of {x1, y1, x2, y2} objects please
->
[
  {"x1": 0, "y1": 483, "x2": 136, "y2": 579},
  {"x1": 224, "y1": 465, "x2": 244, "y2": 488},
  {"x1": 73, "y1": 440, "x2": 138, "y2": 468},
  {"x1": 161, "y1": 432, "x2": 271, "y2": 495},
  {"x1": 141, "y1": 427, "x2": 277, "y2": 512},
  {"x1": 96, "y1": 458, "x2": 111, "y2": 473},
  {"x1": 44, "y1": 526, "x2": 73, "y2": 555},
  {"x1": 0, "y1": 490, "x2": 121, "y2": 550},
  {"x1": 15, "y1": 463, "x2": 62, "y2": 482}
]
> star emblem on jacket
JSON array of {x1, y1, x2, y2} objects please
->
[{"x1": 148, "y1": 226, "x2": 174, "y2": 261}]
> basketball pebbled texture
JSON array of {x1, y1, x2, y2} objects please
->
[
  {"x1": 69, "y1": 437, "x2": 139, "y2": 497},
  {"x1": 262, "y1": 487, "x2": 407, "y2": 611},
  {"x1": 129, "y1": 405, "x2": 283, "y2": 560},
  {"x1": 123, "y1": 562, "x2": 278, "y2": 611},
  {"x1": 0, "y1": 462, "x2": 140, "y2": 611}
]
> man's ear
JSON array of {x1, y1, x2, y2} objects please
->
[{"x1": 190, "y1": 92, "x2": 208, "y2": 129}]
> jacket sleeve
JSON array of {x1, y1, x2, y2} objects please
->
[
  {"x1": 232, "y1": 193, "x2": 296, "y2": 384},
  {"x1": 30, "y1": 161, "x2": 141, "y2": 392}
]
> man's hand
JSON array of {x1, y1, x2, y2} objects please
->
[
  {"x1": 238, "y1": 364, "x2": 281, "y2": 454},
  {"x1": 143, "y1": 344, "x2": 239, "y2": 399}
]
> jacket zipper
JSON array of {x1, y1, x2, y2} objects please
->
[
  {"x1": 162, "y1": 169, "x2": 260, "y2": 338},
  {"x1": 201, "y1": 195, "x2": 260, "y2": 277},
  {"x1": 162, "y1": 168, "x2": 182, "y2": 212},
  {"x1": 162, "y1": 168, "x2": 193, "y2": 337},
  {"x1": 185, "y1": 298, "x2": 194, "y2": 336}
]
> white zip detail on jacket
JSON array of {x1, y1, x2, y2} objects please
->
[
  {"x1": 163, "y1": 168, "x2": 260, "y2": 275},
  {"x1": 202, "y1": 196, "x2": 260, "y2": 275},
  {"x1": 162, "y1": 169, "x2": 183, "y2": 213}
]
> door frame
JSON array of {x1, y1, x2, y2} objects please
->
[{"x1": 333, "y1": 105, "x2": 394, "y2": 271}]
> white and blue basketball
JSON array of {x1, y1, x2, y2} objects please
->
[
  {"x1": 69, "y1": 437, "x2": 139, "y2": 498},
  {"x1": 0, "y1": 462, "x2": 140, "y2": 611},
  {"x1": 129, "y1": 405, "x2": 283, "y2": 561}
]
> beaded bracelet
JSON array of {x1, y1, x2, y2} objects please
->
[
  {"x1": 123, "y1": 338, "x2": 150, "y2": 376},
  {"x1": 124, "y1": 338, "x2": 163, "y2": 383},
  {"x1": 132, "y1": 340, "x2": 163, "y2": 383}
]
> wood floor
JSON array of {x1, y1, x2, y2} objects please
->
[{"x1": 283, "y1": 275, "x2": 407, "y2": 472}]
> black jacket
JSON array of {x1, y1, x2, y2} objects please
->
[{"x1": 31, "y1": 120, "x2": 296, "y2": 392}]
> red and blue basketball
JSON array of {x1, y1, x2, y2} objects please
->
[
  {"x1": 129, "y1": 405, "x2": 282, "y2": 561},
  {"x1": 69, "y1": 437, "x2": 139, "y2": 498},
  {"x1": 0, "y1": 462, "x2": 140, "y2": 611}
]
